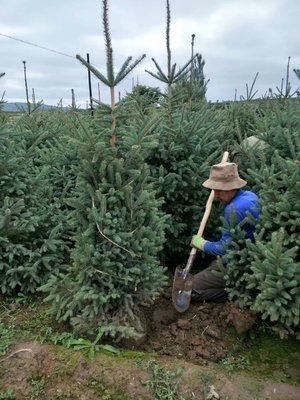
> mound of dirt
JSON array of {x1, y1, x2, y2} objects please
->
[{"x1": 123, "y1": 288, "x2": 256, "y2": 364}]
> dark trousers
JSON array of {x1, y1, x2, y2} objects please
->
[{"x1": 191, "y1": 259, "x2": 227, "y2": 302}]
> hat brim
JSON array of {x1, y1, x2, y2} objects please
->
[{"x1": 202, "y1": 178, "x2": 247, "y2": 191}]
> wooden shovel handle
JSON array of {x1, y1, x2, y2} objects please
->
[{"x1": 190, "y1": 151, "x2": 229, "y2": 256}]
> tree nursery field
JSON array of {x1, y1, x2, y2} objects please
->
[
  {"x1": 0, "y1": 2, "x2": 299, "y2": 398},
  {"x1": 0, "y1": 89, "x2": 299, "y2": 399}
]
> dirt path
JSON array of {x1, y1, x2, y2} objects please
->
[
  {"x1": 1, "y1": 341, "x2": 300, "y2": 399},
  {"x1": 1, "y1": 292, "x2": 299, "y2": 399}
]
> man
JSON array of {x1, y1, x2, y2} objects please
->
[{"x1": 191, "y1": 161, "x2": 260, "y2": 302}]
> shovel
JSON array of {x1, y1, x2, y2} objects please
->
[{"x1": 172, "y1": 151, "x2": 229, "y2": 312}]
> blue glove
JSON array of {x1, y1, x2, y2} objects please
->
[{"x1": 191, "y1": 235, "x2": 206, "y2": 250}]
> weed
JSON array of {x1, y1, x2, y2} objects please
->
[
  {"x1": 0, "y1": 324, "x2": 14, "y2": 356},
  {"x1": 29, "y1": 374, "x2": 46, "y2": 399},
  {"x1": 66, "y1": 332, "x2": 120, "y2": 359},
  {"x1": 218, "y1": 355, "x2": 250, "y2": 372},
  {"x1": 13, "y1": 293, "x2": 29, "y2": 305},
  {"x1": 39, "y1": 326, "x2": 54, "y2": 343},
  {"x1": 88, "y1": 376, "x2": 130, "y2": 399},
  {"x1": 42, "y1": 328, "x2": 120, "y2": 359},
  {"x1": 142, "y1": 359, "x2": 196, "y2": 400},
  {"x1": 0, "y1": 389, "x2": 15, "y2": 400},
  {"x1": 198, "y1": 371, "x2": 214, "y2": 399}
]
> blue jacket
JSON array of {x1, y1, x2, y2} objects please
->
[{"x1": 203, "y1": 190, "x2": 260, "y2": 256}]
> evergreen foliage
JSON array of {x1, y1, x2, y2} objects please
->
[
  {"x1": 36, "y1": 0, "x2": 166, "y2": 340},
  {"x1": 40, "y1": 121, "x2": 167, "y2": 339},
  {"x1": 146, "y1": 102, "x2": 226, "y2": 267},
  {"x1": 172, "y1": 54, "x2": 208, "y2": 107},
  {"x1": 76, "y1": 0, "x2": 146, "y2": 148},
  {"x1": 0, "y1": 112, "x2": 73, "y2": 295},
  {"x1": 222, "y1": 98, "x2": 300, "y2": 337},
  {"x1": 1, "y1": 0, "x2": 299, "y2": 339},
  {"x1": 247, "y1": 230, "x2": 299, "y2": 334},
  {"x1": 122, "y1": 85, "x2": 163, "y2": 115},
  {"x1": 76, "y1": 0, "x2": 145, "y2": 91},
  {"x1": 145, "y1": 0, "x2": 198, "y2": 121},
  {"x1": 1, "y1": 95, "x2": 299, "y2": 339}
]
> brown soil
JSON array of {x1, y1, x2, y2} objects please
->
[
  {"x1": 1, "y1": 290, "x2": 300, "y2": 399},
  {"x1": 126, "y1": 288, "x2": 257, "y2": 364}
]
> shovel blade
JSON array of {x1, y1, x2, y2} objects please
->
[{"x1": 172, "y1": 267, "x2": 193, "y2": 313}]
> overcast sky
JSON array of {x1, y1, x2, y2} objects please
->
[{"x1": 1, "y1": 0, "x2": 299, "y2": 107}]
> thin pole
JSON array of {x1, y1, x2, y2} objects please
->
[
  {"x1": 23, "y1": 60, "x2": 30, "y2": 114},
  {"x1": 98, "y1": 82, "x2": 101, "y2": 103},
  {"x1": 190, "y1": 34, "x2": 195, "y2": 81},
  {"x1": 71, "y1": 88, "x2": 76, "y2": 110},
  {"x1": 189, "y1": 34, "x2": 195, "y2": 108},
  {"x1": 87, "y1": 53, "x2": 94, "y2": 115},
  {"x1": 191, "y1": 34, "x2": 195, "y2": 59},
  {"x1": 32, "y1": 88, "x2": 36, "y2": 105}
]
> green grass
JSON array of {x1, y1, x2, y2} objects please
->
[
  {"x1": 141, "y1": 360, "x2": 197, "y2": 400},
  {"x1": 29, "y1": 374, "x2": 47, "y2": 400},
  {"x1": 87, "y1": 376, "x2": 132, "y2": 400},
  {"x1": 216, "y1": 325, "x2": 300, "y2": 386},
  {"x1": 0, "y1": 389, "x2": 15, "y2": 400},
  {"x1": 240, "y1": 332, "x2": 300, "y2": 384},
  {"x1": 0, "y1": 323, "x2": 14, "y2": 356}
]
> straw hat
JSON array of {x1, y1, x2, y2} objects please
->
[{"x1": 202, "y1": 162, "x2": 247, "y2": 191}]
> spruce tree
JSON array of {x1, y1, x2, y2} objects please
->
[
  {"x1": 247, "y1": 230, "x2": 299, "y2": 337},
  {"x1": 145, "y1": 0, "x2": 198, "y2": 120},
  {"x1": 222, "y1": 97, "x2": 300, "y2": 337},
  {"x1": 0, "y1": 112, "x2": 71, "y2": 295},
  {"x1": 41, "y1": 0, "x2": 167, "y2": 340},
  {"x1": 76, "y1": 0, "x2": 145, "y2": 148},
  {"x1": 41, "y1": 122, "x2": 167, "y2": 339},
  {"x1": 172, "y1": 54, "x2": 208, "y2": 108}
]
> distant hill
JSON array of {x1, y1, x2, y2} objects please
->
[{"x1": 0, "y1": 102, "x2": 68, "y2": 112}]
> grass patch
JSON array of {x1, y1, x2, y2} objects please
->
[
  {"x1": 141, "y1": 359, "x2": 196, "y2": 400},
  {"x1": 87, "y1": 376, "x2": 131, "y2": 400},
  {"x1": 29, "y1": 374, "x2": 47, "y2": 400},
  {"x1": 240, "y1": 332, "x2": 300, "y2": 384},
  {"x1": 219, "y1": 327, "x2": 300, "y2": 386},
  {"x1": 0, "y1": 389, "x2": 15, "y2": 400},
  {"x1": 0, "y1": 323, "x2": 14, "y2": 356}
]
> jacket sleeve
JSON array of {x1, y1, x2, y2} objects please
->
[
  {"x1": 203, "y1": 230, "x2": 231, "y2": 256},
  {"x1": 203, "y1": 204, "x2": 236, "y2": 256}
]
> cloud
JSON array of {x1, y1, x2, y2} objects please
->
[{"x1": 1, "y1": 0, "x2": 299, "y2": 105}]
